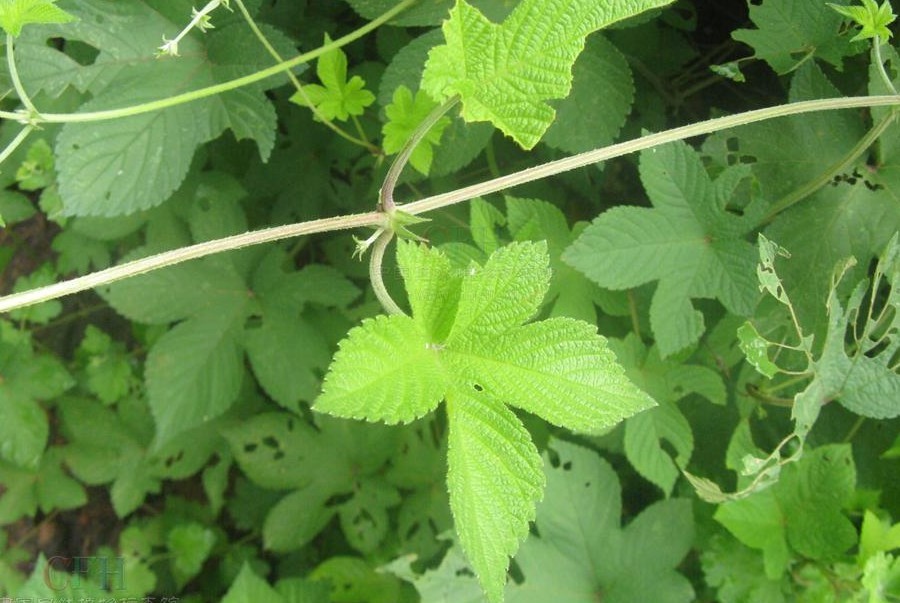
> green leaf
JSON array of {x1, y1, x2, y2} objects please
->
[
  {"x1": 0, "y1": 0, "x2": 74, "y2": 37},
  {"x1": 59, "y1": 397, "x2": 160, "y2": 516},
  {"x1": 505, "y1": 439, "x2": 695, "y2": 602},
  {"x1": 715, "y1": 444, "x2": 858, "y2": 578},
  {"x1": 397, "y1": 240, "x2": 463, "y2": 341},
  {"x1": 809, "y1": 235, "x2": 900, "y2": 419},
  {"x1": 450, "y1": 317, "x2": 656, "y2": 433},
  {"x1": 448, "y1": 241, "x2": 550, "y2": 342},
  {"x1": 624, "y1": 404, "x2": 693, "y2": 496},
  {"x1": 421, "y1": 0, "x2": 675, "y2": 149},
  {"x1": 701, "y1": 535, "x2": 790, "y2": 603},
  {"x1": 860, "y1": 510, "x2": 900, "y2": 564},
  {"x1": 15, "y1": 138, "x2": 55, "y2": 191},
  {"x1": 316, "y1": 315, "x2": 449, "y2": 424},
  {"x1": 223, "y1": 413, "x2": 340, "y2": 491},
  {"x1": 167, "y1": 522, "x2": 216, "y2": 585},
  {"x1": 0, "y1": 449, "x2": 86, "y2": 524},
  {"x1": 291, "y1": 34, "x2": 375, "y2": 121},
  {"x1": 311, "y1": 557, "x2": 404, "y2": 603},
  {"x1": 565, "y1": 140, "x2": 758, "y2": 356},
  {"x1": 146, "y1": 312, "x2": 245, "y2": 447},
  {"x1": 737, "y1": 321, "x2": 781, "y2": 379},
  {"x1": 830, "y1": 0, "x2": 896, "y2": 41},
  {"x1": 714, "y1": 489, "x2": 791, "y2": 579},
  {"x1": 542, "y1": 34, "x2": 634, "y2": 156},
  {"x1": 382, "y1": 85, "x2": 452, "y2": 175},
  {"x1": 263, "y1": 485, "x2": 336, "y2": 553},
  {"x1": 244, "y1": 312, "x2": 330, "y2": 413},
  {"x1": 732, "y1": 0, "x2": 861, "y2": 74},
  {"x1": 505, "y1": 197, "x2": 606, "y2": 323},
  {"x1": 446, "y1": 387, "x2": 544, "y2": 603},
  {"x1": 317, "y1": 240, "x2": 653, "y2": 601},
  {"x1": 9, "y1": 263, "x2": 62, "y2": 325},
  {"x1": 223, "y1": 564, "x2": 285, "y2": 603},
  {"x1": 338, "y1": 478, "x2": 401, "y2": 554},
  {"x1": 0, "y1": 322, "x2": 73, "y2": 469},
  {"x1": 26, "y1": 1, "x2": 286, "y2": 216},
  {"x1": 76, "y1": 325, "x2": 135, "y2": 404}
]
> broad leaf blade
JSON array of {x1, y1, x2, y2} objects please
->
[
  {"x1": 146, "y1": 313, "x2": 245, "y2": 447},
  {"x1": 450, "y1": 317, "x2": 656, "y2": 433},
  {"x1": 422, "y1": 0, "x2": 674, "y2": 148},
  {"x1": 315, "y1": 315, "x2": 448, "y2": 424},
  {"x1": 446, "y1": 387, "x2": 544, "y2": 603}
]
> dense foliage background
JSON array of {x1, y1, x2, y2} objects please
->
[{"x1": 0, "y1": 0, "x2": 898, "y2": 601}]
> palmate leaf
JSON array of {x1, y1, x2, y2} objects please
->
[
  {"x1": 830, "y1": 0, "x2": 897, "y2": 42},
  {"x1": 564, "y1": 140, "x2": 759, "y2": 356},
  {"x1": 315, "y1": 241, "x2": 654, "y2": 602},
  {"x1": 421, "y1": 0, "x2": 675, "y2": 149},
  {"x1": 732, "y1": 0, "x2": 860, "y2": 74},
  {"x1": 290, "y1": 34, "x2": 375, "y2": 122}
]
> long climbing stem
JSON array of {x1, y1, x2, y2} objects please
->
[
  {"x1": 1, "y1": 94, "x2": 900, "y2": 314},
  {"x1": 12, "y1": 0, "x2": 416, "y2": 125}
]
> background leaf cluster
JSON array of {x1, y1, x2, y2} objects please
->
[{"x1": 0, "y1": 0, "x2": 899, "y2": 601}]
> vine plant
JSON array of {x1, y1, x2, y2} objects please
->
[{"x1": 0, "y1": 0, "x2": 899, "y2": 601}]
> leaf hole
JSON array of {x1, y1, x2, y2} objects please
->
[
  {"x1": 562, "y1": 461, "x2": 572, "y2": 471},
  {"x1": 164, "y1": 450, "x2": 184, "y2": 468},
  {"x1": 546, "y1": 448, "x2": 561, "y2": 468},
  {"x1": 353, "y1": 508, "x2": 374, "y2": 526},
  {"x1": 262, "y1": 436, "x2": 280, "y2": 450},
  {"x1": 404, "y1": 521, "x2": 420, "y2": 540},
  {"x1": 455, "y1": 567, "x2": 474, "y2": 578},
  {"x1": 508, "y1": 559, "x2": 524, "y2": 585},
  {"x1": 273, "y1": 450, "x2": 285, "y2": 460},
  {"x1": 243, "y1": 443, "x2": 258, "y2": 453},
  {"x1": 326, "y1": 492, "x2": 354, "y2": 508},
  {"x1": 472, "y1": 383, "x2": 483, "y2": 392}
]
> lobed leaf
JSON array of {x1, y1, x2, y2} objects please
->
[{"x1": 421, "y1": 0, "x2": 674, "y2": 149}]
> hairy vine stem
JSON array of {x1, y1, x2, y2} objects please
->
[
  {"x1": 10, "y1": 0, "x2": 416, "y2": 125},
  {"x1": 369, "y1": 230, "x2": 404, "y2": 315},
  {"x1": 1, "y1": 94, "x2": 899, "y2": 314}
]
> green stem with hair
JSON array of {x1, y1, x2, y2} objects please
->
[
  {"x1": 9, "y1": 0, "x2": 416, "y2": 126},
  {"x1": 1, "y1": 93, "x2": 899, "y2": 314}
]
